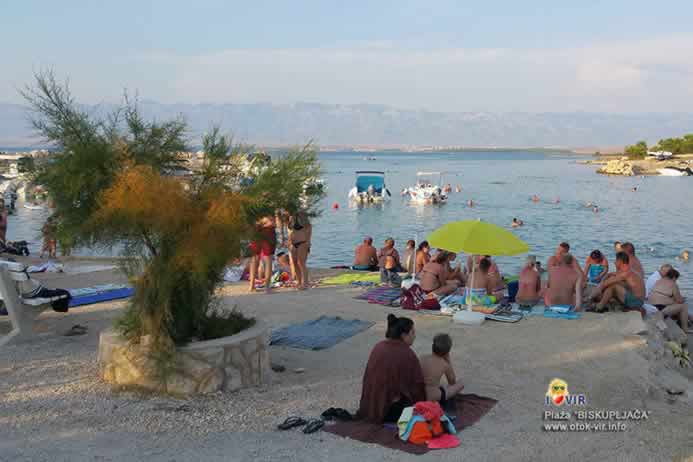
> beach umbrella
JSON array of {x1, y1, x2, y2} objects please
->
[{"x1": 426, "y1": 220, "x2": 529, "y2": 308}]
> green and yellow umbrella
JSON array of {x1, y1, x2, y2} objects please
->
[
  {"x1": 426, "y1": 220, "x2": 529, "y2": 308},
  {"x1": 427, "y1": 220, "x2": 529, "y2": 256}
]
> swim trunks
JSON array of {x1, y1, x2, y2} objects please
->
[{"x1": 624, "y1": 290, "x2": 644, "y2": 308}]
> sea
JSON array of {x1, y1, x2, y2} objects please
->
[{"x1": 6, "y1": 150, "x2": 693, "y2": 294}]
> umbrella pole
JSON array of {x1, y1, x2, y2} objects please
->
[{"x1": 467, "y1": 254, "x2": 476, "y2": 310}]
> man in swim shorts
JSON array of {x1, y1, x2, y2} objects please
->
[
  {"x1": 545, "y1": 254, "x2": 581, "y2": 310},
  {"x1": 594, "y1": 252, "x2": 645, "y2": 313}
]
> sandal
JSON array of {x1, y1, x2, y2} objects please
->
[
  {"x1": 302, "y1": 419, "x2": 325, "y2": 434},
  {"x1": 64, "y1": 324, "x2": 88, "y2": 336},
  {"x1": 277, "y1": 416, "x2": 307, "y2": 430},
  {"x1": 322, "y1": 408, "x2": 353, "y2": 421}
]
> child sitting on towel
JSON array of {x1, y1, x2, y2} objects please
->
[{"x1": 419, "y1": 334, "x2": 465, "y2": 404}]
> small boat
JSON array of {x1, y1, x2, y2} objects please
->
[
  {"x1": 348, "y1": 171, "x2": 391, "y2": 203},
  {"x1": 657, "y1": 167, "x2": 693, "y2": 177},
  {"x1": 647, "y1": 151, "x2": 673, "y2": 161},
  {"x1": 403, "y1": 171, "x2": 448, "y2": 205}
]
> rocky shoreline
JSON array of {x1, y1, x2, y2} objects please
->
[{"x1": 579, "y1": 154, "x2": 693, "y2": 176}]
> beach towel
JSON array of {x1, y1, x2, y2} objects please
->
[
  {"x1": 543, "y1": 305, "x2": 581, "y2": 320},
  {"x1": 323, "y1": 394, "x2": 497, "y2": 455},
  {"x1": 321, "y1": 273, "x2": 381, "y2": 286},
  {"x1": 354, "y1": 286, "x2": 401, "y2": 304},
  {"x1": 270, "y1": 316, "x2": 374, "y2": 350}
]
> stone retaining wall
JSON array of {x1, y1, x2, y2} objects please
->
[{"x1": 98, "y1": 322, "x2": 270, "y2": 395}]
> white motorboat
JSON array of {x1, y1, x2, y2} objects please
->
[
  {"x1": 348, "y1": 171, "x2": 391, "y2": 203},
  {"x1": 657, "y1": 167, "x2": 693, "y2": 177},
  {"x1": 403, "y1": 171, "x2": 448, "y2": 204}
]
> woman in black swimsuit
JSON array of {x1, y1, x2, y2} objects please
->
[{"x1": 289, "y1": 212, "x2": 312, "y2": 290}]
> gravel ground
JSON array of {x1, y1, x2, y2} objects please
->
[{"x1": 1, "y1": 269, "x2": 692, "y2": 461}]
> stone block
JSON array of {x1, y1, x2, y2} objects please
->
[
  {"x1": 663, "y1": 318, "x2": 688, "y2": 345},
  {"x1": 225, "y1": 367, "x2": 243, "y2": 391},
  {"x1": 196, "y1": 368, "x2": 225, "y2": 394},
  {"x1": 166, "y1": 372, "x2": 200, "y2": 396}
]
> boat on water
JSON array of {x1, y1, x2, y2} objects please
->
[
  {"x1": 348, "y1": 171, "x2": 391, "y2": 203},
  {"x1": 647, "y1": 150, "x2": 673, "y2": 161},
  {"x1": 657, "y1": 167, "x2": 693, "y2": 177},
  {"x1": 403, "y1": 171, "x2": 448, "y2": 205}
]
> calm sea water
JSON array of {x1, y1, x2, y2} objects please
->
[
  {"x1": 311, "y1": 151, "x2": 693, "y2": 294},
  {"x1": 7, "y1": 150, "x2": 693, "y2": 294}
]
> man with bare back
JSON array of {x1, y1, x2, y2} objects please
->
[
  {"x1": 594, "y1": 252, "x2": 645, "y2": 313},
  {"x1": 545, "y1": 254, "x2": 582, "y2": 309}
]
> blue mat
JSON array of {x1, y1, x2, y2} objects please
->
[
  {"x1": 543, "y1": 305, "x2": 581, "y2": 320},
  {"x1": 270, "y1": 316, "x2": 374, "y2": 350},
  {"x1": 68, "y1": 286, "x2": 134, "y2": 307}
]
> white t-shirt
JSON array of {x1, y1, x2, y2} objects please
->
[{"x1": 645, "y1": 271, "x2": 662, "y2": 298}]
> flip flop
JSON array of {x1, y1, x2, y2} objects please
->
[
  {"x1": 64, "y1": 324, "x2": 87, "y2": 336},
  {"x1": 302, "y1": 419, "x2": 325, "y2": 434},
  {"x1": 277, "y1": 416, "x2": 307, "y2": 430}
]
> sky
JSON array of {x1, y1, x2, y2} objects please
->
[{"x1": 2, "y1": 0, "x2": 693, "y2": 112}]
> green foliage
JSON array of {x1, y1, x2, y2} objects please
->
[
  {"x1": 22, "y1": 71, "x2": 324, "y2": 358},
  {"x1": 652, "y1": 134, "x2": 693, "y2": 155},
  {"x1": 17, "y1": 156, "x2": 36, "y2": 174},
  {"x1": 624, "y1": 141, "x2": 647, "y2": 159}
]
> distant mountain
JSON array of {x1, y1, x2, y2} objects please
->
[{"x1": 1, "y1": 101, "x2": 692, "y2": 149}]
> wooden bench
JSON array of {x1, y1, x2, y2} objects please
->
[{"x1": 0, "y1": 261, "x2": 69, "y2": 346}]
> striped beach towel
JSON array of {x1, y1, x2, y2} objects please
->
[{"x1": 354, "y1": 286, "x2": 402, "y2": 306}]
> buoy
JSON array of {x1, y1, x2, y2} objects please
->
[{"x1": 332, "y1": 202, "x2": 339, "y2": 209}]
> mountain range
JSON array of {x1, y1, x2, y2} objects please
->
[{"x1": 1, "y1": 101, "x2": 692, "y2": 150}]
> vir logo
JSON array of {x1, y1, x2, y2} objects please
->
[{"x1": 545, "y1": 378, "x2": 586, "y2": 406}]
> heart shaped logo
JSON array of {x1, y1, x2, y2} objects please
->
[{"x1": 553, "y1": 395, "x2": 564, "y2": 405}]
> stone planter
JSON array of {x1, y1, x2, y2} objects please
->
[{"x1": 98, "y1": 322, "x2": 270, "y2": 395}]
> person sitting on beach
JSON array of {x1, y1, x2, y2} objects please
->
[
  {"x1": 444, "y1": 252, "x2": 466, "y2": 285},
  {"x1": 511, "y1": 218, "x2": 523, "y2": 228},
  {"x1": 516, "y1": 255, "x2": 542, "y2": 306},
  {"x1": 415, "y1": 241, "x2": 431, "y2": 274},
  {"x1": 547, "y1": 242, "x2": 584, "y2": 281},
  {"x1": 420, "y1": 334, "x2": 465, "y2": 404},
  {"x1": 593, "y1": 252, "x2": 645, "y2": 313},
  {"x1": 378, "y1": 238, "x2": 402, "y2": 286},
  {"x1": 647, "y1": 267, "x2": 690, "y2": 333},
  {"x1": 646, "y1": 264, "x2": 673, "y2": 298},
  {"x1": 621, "y1": 242, "x2": 644, "y2": 281},
  {"x1": 419, "y1": 252, "x2": 459, "y2": 297},
  {"x1": 358, "y1": 314, "x2": 425, "y2": 423},
  {"x1": 467, "y1": 257, "x2": 497, "y2": 297},
  {"x1": 353, "y1": 236, "x2": 378, "y2": 271},
  {"x1": 584, "y1": 249, "x2": 609, "y2": 284},
  {"x1": 276, "y1": 252, "x2": 292, "y2": 273},
  {"x1": 403, "y1": 240, "x2": 416, "y2": 274},
  {"x1": 545, "y1": 254, "x2": 582, "y2": 310}
]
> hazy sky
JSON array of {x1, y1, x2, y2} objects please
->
[{"x1": 2, "y1": 0, "x2": 693, "y2": 112}]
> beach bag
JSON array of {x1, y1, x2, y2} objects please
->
[
  {"x1": 397, "y1": 403, "x2": 456, "y2": 445},
  {"x1": 400, "y1": 284, "x2": 426, "y2": 310}
]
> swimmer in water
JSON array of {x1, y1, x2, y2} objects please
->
[
  {"x1": 554, "y1": 197, "x2": 560, "y2": 204},
  {"x1": 531, "y1": 195, "x2": 540, "y2": 203},
  {"x1": 592, "y1": 206, "x2": 599, "y2": 213},
  {"x1": 632, "y1": 187, "x2": 638, "y2": 192},
  {"x1": 467, "y1": 199, "x2": 474, "y2": 207},
  {"x1": 676, "y1": 250, "x2": 689, "y2": 262},
  {"x1": 511, "y1": 217, "x2": 524, "y2": 228}
]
